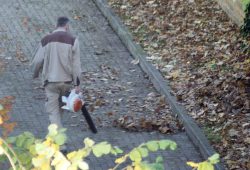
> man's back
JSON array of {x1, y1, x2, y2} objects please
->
[
  {"x1": 42, "y1": 30, "x2": 76, "y2": 84},
  {"x1": 33, "y1": 28, "x2": 81, "y2": 86}
]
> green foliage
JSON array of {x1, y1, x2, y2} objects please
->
[
  {"x1": 242, "y1": 0, "x2": 250, "y2": 10},
  {"x1": 146, "y1": 141, "x2": 159, "y2": 152},
  {"x1": 208, "y1": 153, "x2": 220, "y2": 165},
  {"x1": 0, "y1": 123, "x2": 219, "y2": 170},
  {"x1": 3, "y1": 132, "x2": 35, "y2": 169},
  {"x1": 111, "y1": 146, "x2": 123, "y2": 156},
  {"x1": 113, "y1": 139, "x2": 177, "y2": 170},
  {"x1": 241, "y1": 0, "x2": 250, "y2": 37},
  {"x1": 0, "y1": 138, "x2": 25, "y2": 170},
  {"x1": 187, "y1": 153, "x2": 220, "y2": 170},
  {"x1": 47, "y1": 124, "x2": 67, "y2": 146},
  {"x1": 92, "y1": 142, "x2": 112, "y2": 157},
  {"x1": 204, "y1": 127, "x2": 222, "y2": 144},
  {"x1": 0, "y1": 124, "x2": 124, "y2": 170},
  {"x1": 137, "y1": 147, "x2": 148, "y2": 158}
]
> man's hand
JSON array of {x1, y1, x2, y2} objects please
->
[{"x1": 74, "y1": 86, "x2": 81, "y2": 93}]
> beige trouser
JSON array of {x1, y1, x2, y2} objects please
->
[{"x1": 45, "y1": 82, "x2": 72, "y2": 129}]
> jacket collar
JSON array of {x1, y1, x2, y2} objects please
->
[{"x1": 53, "y1": 27, "x2": 67, "y2": 33}]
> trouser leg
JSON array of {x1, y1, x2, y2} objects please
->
[
  {"x1": 45, "y1": 83, "x2": 72, "y2": 151},
  {"x1": 45, "y1": 83, "x2": 63, "y2": 129}
]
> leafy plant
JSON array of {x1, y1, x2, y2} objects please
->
[
  {"x1": 5, "y1": 132, "x2": 36, "y2": 169},
  {"x1": 1, "y1": 124, "x2": 178, "y2": 170},
  {"x1": 241, "y1": 0, "x2": 250, "y2": 37},
  {"x1": 187, "y1": 153, "x2": 220, "y2": 170},
  {"x1": 242, "y1": 0, "x2": 250, "y2": 11},
  {"x1": 1, "y1": 123, "x2": 220, "y2": 170},
  {"x1": 203, "y1": 127, "x2": 222, "y2": 144},
  {"x1": 0, "y1": 97, "x2": 220, "y2": 170},
  {"x1": 111, "y1": 140, "x2": 177, "y2": 170},
  {"x1": 1, "y1": 124, "x2": 123, "y2": 170}
]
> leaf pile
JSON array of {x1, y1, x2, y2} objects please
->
[
  {"x1": 113, "y1": 113, "x2": 183, "y2": 134},
  {"x1": 113, "y1": 93, "x2": 183, "y2": 134},
  {"x1": 80, "y1": 63, "x2": 182, "y2": 133},
  {"x1": 108, "y1": 0, "x2": 250, "y2": 169}
]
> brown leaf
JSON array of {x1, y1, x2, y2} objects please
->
[
  {"x1": 244, "y1": 137, "x2": 250, "y2": 144},
  {"x1": 228, "y1": 128, "x2": 239, "y2": 137},
  {"x1": 106, "y1": 112, "x2": 115, "y2": 116},
  {"x1": 73, "y1": 15, "x2": 81, "y2": 20},
  {"x1": 159, "y1": 126, "x2": 171, "y2": 133},
  {"x1": 22, "y1": 17, "x2": 29, "y2": 27}
]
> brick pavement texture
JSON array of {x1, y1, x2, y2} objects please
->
[{"x1": 0, "y1": 0, "x2": 202, "y2": 169}]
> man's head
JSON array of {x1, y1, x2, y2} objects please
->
[{"x1": 57, "y1": 17, "x2": 70, "y2": 30}]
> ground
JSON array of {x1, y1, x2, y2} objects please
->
[
  {"x1": 0, "y1": 0, "x2": 202, "y2": 169},
  {"x1": 108, "y1": 0, "x2": 250, "y2": 169}
]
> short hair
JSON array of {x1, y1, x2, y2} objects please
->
[{"x1": 57, "y1": 17, "x2": 69, "y2": 27}]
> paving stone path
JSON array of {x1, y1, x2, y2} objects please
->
[{"x1": 0, "y1": 0, "x2": 202, "y2": 169}]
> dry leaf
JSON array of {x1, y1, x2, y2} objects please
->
[{"x1": 131, "y1": 59, "x2": 139, "y2": 65}]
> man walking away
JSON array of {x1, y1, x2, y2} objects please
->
[{"x1": 31, "y1": 17, "x2": 82, "y2": 153}]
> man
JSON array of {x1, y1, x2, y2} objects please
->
[{"x1": 31, "y1": 17, "x2": 81, "y2": 152}]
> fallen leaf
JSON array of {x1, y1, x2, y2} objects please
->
[
  {"x1": 131, "y1": 59, "x2": 139, "y2": 65},
  {"x1": 228, "y1": 128, "x2": 239, "y2": 137}
]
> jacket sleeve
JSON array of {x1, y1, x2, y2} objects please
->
[
  {"x1": 72, "y1": 38, "x2": 82, "y2": 86},
  {"x1": 31, "y1": 43, "x2": 45, "y2": 79}
]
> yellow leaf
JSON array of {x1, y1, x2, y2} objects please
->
[
  {"x1": 0, "y1": 115, "x2": 3, "y2": 125},
  {"x1": 0, "y1": 139, "x2": 4, "y2": 155},
  {"x1": 78, "y1": 161, "x2": 89, "y2": 170},
  {"x1": 68, "y1": 165, "x2": 78, "y2": 170},
  {"x1": 198, "y1": 162, "x2": 214, "y2": 170},
  {"x1": 51, "y1": 151, "x2": 67, "y2": 166},
  {"x1": 187, "y1": 161, "x2": 199, "y2": 168},
  {"x1": 84, "y1": 138, "x2": 95, "y2": 147},
  {"x1": 51, "y1": 143, "x2": 60, "y2": 152},
  {"x1": 32, "y1": 156, "x2": 45, "y2": 167},
  {"x1": 134, "y1": 165, "x2": 142, "y2": 170},
  {"x1": 44, "y1": 137, "x2": 53, "y2": 145},
  {"x1": 169, "y1": 70, "x2": 180, "y2": 79},
  {"x1": 41, "y1": 162, "x2": 51, "y2": 170},
  {"x1": 55, "y1": 160, "x2": 71, "y2": 170},
  {"x1": 43, "y1": 147, "x2": 56, "y2": 159},
  {"x1": 126, "y1": 166, "x2": 133, "y2": 170},
  {"x1": 0, "y1": 146, "x2": 4, "y2": 155},
  {"x1": 67, "y1": 151, "x2": 77, "y2": 160},
  {"x1": 32, "y1": 155, "x2": 51, "y2": 170},
  {"x1": 115, "y1": 156, "x2": 126, "y2": 164}
]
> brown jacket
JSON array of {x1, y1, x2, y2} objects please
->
[{"x1": 31, "y1": 28, "x2": 81, "y2": 86}]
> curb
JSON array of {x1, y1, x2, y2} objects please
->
[{"x1": 92, "y1": 0, "x2": 224, "y2": 169}]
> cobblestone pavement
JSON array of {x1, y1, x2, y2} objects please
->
[{"x1": 0, "y1": 0, "x2": 202, "y2": 169}]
